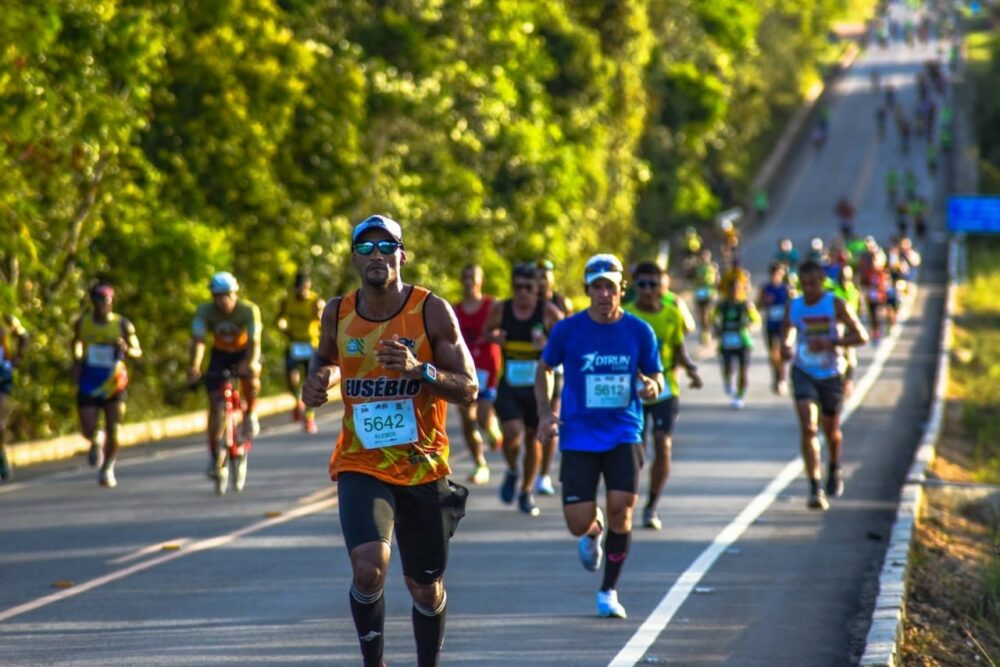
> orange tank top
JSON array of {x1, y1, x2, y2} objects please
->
[{"x1": 328, "y1": 286, "x2": 451, "y2": 486}]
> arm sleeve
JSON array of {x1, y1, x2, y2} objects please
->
[{"x1": 541, "y1": 319, "x2": 566, "y2": 368}]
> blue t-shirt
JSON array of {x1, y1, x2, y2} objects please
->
[{"x1": 542, "y1": 311, "x2": 662, "y2": 453}]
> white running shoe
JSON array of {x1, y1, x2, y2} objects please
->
[
  {"x1": 99, "y1": 461, "x2": 117, "y2": 489},
  {"x1": 233, "y1": 452, "x2": 249, "y2": 493},
  {"x1": 535, "y1": 474, "x2": 556, "y2": 496},
  {"x1": 731, "y1": 396, "x2": 745, "y2": 410},
  {"x1": 596, "y1": 589, "x2": 627, "y2": 619},
  {"x1": 243, "y1": 412, "x2": 260, "y2": 441},
  {"x1": 578, "y1": 506, "x2": 605, "y2": 572},
  {"x1": 469, "y1": 464, "x2": 490, "y2": 485}
]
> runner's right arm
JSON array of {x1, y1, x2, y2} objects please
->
[{"x1": 303, "y1": 297, "x2": 342, "y2": 407}]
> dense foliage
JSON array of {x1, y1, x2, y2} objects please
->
[{"x1": 0, "y1": 0, "x2": 866, "y2": 439}]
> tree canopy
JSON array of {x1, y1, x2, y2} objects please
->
[{"x1": 0, "y1": 0, "x2": 869, "y2": 439}]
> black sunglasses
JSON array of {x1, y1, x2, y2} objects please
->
[
  {"x1": 354, "y1": 240, "x2": 403, "y2": 255},
  {"x1": 635, "y1": 280, "x2": 659, "y2": 289}
]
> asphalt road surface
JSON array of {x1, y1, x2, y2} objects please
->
[{"x1": 1, "y1": 32, "x2": 951, "y2": 667}]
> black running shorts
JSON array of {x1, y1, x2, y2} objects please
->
[
  {"x1": 721, "y1": 346, "x2": 750, "y2": 368},
  {"x1": 205, "y1": 349, "x2": 250, "y2": 393},
  {"x1": 560, "y1": 444, "x2": 645, "y2": 505},
  {"x1": 337, "y1": 472, "x2": 468, "y2": 584},
  {"x1": 791, "y1": 366, "x2": 844, "y2": 417},
  {"x1": 494, "y1": 380, "x2": 539, "y2": 428},
  {"x1": 643, "y1": 397, "x2": 678, "y2": 435}
]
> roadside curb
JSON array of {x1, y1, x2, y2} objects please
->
[
  {"x1": 858, "y1": 237, "x2": 959, "y2": 666},
  {"x1": 8, "y1": 393, "x2": 300, "y2": 468}
]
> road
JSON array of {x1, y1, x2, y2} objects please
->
[{"x1": 1, "y1": 31, "x2": 951, "y2": 667}]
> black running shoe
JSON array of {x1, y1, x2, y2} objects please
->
[
  {"x1": 499, "y1": 470, "x2": 517, "y2": 504},
  {"x1": 826, "y1": 466, "x2": 844, "y2": 498},
  {"x1": 518, "y1": 491, "x2": 540, "y2": 517}
]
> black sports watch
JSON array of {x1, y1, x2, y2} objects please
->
[{"x1": 421, "y1": 363, "x2": 438, "y2": 384}]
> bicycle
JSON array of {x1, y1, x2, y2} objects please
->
[{"x1": 208, "y1": 369, "x2": 253, "y2": 495}]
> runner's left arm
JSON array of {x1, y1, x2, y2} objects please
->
[
  {"x1": 377, "y1": 295, "x2": 477, "y2": 405},
  {"x1": 636, "y1": 321, "x2": 665, "y2": 401},
  {"x1": 10, "y1": 315, "x2": 28, "y2": 367},
  {"x1": 833, "y1": 297, "x2": 869, "y2": 348},
  {"x1": 121, "y1": 318, "x2": 142, "y2": 360},
  {"x1": 247, "y1": 303, "x2": 263, "y2": 371}
]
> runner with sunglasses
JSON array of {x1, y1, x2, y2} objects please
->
[
  {"x1": 303, "y1": 214, "x2": 476, "y2": 667},
  {"x1": 535, "y1": 258, "x2": 574, "y2": 497},
  {"x1": 536, "y1": 254, "x2": 663, "y2": 618},
  {"x1": 782, "y1": 260, "x2": 868, "y2": 510},
  {"x1": 484, "y1": 264, "x2": 562, "y2": 516},
  {"x1": 624, "y1": 262, "x2": 702, "y2": 530}
]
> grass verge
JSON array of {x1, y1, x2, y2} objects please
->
[{"x1": 900, "y1": 236, "x2": 1000, "y2": 665}]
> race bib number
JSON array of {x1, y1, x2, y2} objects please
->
[
  {"x1": 290, "y1": 341, "x2": 313, "y2": 361},
  {"x1": 797, "y1": 340, "x2": 830, "y2": 368},
  {"x1": 86, "y1": 344, "x2": 117, "y2": 369},
  {"x1": 476, "y1": 368, "x2": 490, "y2": 389},
  {"x1": 585, "y1": 374, "x2": 631, "y2": 409},
  {"x1": 354, "y1": 400, "x2": 418, "y2": 449},
  {"x1": 721, "y1": 331, "x2": 743, "y2": 350},
  {"x1": 696, "y1": 287, "x2": 712, "y2": 301},
  {"x1": 505, "y1": 359, "x2": 537, "y2": 387},
  {"x1": 768, "y1": 305, "x2": 785, "y2": 322}
]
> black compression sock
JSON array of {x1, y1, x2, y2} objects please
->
[
  {"x1": 412, "y1": 592, "x2": 447, "y2": 667},
  {"x1": 601, "y1": 530, "x2": 631, "y2": 592},
  {"x1": 349, "y1": 584, "x2": 385, "y2": 667},
  {"x1": 809, "y1": 477, "x2": 821, "y2": 494}
]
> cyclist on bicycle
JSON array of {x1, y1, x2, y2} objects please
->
[{"x1": 188, "y1": 272, "x2": 262, "y2": 476}]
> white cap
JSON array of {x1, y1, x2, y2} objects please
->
[
  {"x1": 352, "y1": 215, "x2": 403, "y2": 243},
  {"x1": 584, "y1": 254, "x2": 624, "y2": 286}
]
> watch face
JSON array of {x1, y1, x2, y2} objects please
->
[{"x1": 424, "y1": 364, "x2": 437, "y2": 382}]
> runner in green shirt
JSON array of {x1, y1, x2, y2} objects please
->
[{"x1": 624, "y1": 262, "x2": 702, "y2": 530}]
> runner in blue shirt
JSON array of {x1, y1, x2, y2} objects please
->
[{"x1": 535, "y1": 254, "x2": 663, "y2": 619}]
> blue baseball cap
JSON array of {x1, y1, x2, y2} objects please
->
[{"x1": 352, "y1": 215, "x2": 403, "y2": 243}]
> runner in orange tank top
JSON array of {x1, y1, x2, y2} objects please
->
[{"x1": 302, "y1": 214, "x2": 477, "y2": 667}]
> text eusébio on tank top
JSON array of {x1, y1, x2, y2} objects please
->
[{"x1": 328, "y1": 286, "x2": 451, "y2": 486}]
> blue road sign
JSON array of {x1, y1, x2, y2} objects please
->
[{"x1": 947, "y1": 196, "x2": 1000, "y2": 233}]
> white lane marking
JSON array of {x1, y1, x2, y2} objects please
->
[
  {"x1": 107, "y1": 538, "x2": 191, "y2": 565},
  {"x1": 609, "y1": 291, "x2": 917, "y2": 666},
  {"x1": 297, "y1": 486, "x2": 337, "y2": 505},
  {"x1": 0, "y1": 495, "x2": 338, "y2": 623}
]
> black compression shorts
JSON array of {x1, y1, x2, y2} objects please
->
[
  {"x1": 560, "y1": 444, "x2": 644, "y2": 505},
  {"x1": 337, "y1": 472, "x2": 468, "y2": 584}
]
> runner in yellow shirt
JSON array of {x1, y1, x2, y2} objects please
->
[
  {"x1": 624, "y1": 262, "x2": 702, "y2": 530},
  {"x1": 276, "y1": 271, "x2": 325, "y2": 433}
]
